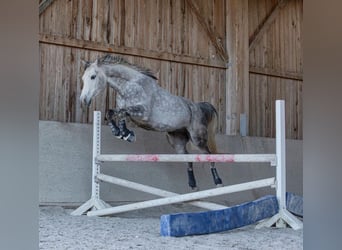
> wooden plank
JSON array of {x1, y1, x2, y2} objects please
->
[
  {"x1": 82, "y1": 0, "x2": 93, "y2": 41},
  {"x1": 186, "y1": 0, "x2": 228, "y2": 62},
  {"x1": 39, "y1": 33, "x2": 226, "y2": 69},
  {"x1": 249, "y1": 66, "x2": 303, "y2": 81},
  {"x1": 249, "y1": 0, "x2": 287, "y2": 51}
]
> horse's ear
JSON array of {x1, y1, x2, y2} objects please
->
[
  {"x1": 94, "y1": 59, "x2": 100, "y2": 66},
  {"x1": 81, "y1": 60, "x2": 91, "y2": 70}
]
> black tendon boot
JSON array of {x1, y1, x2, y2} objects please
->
[
  {"x1": 109, "y1": 120, "x2": 121, "y2": 139},
  {"x1": 118, "y1": 120, "x2": 136, "y2": 142}
]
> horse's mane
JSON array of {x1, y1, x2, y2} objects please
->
[{"x1": 98, "y1": 55, "x2": 157, "y2": 80}]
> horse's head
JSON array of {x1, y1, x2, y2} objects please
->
[{"x1": 80, "y1": 59, "x2": 107, "y2": 107}]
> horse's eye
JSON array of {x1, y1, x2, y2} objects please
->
[{"x1": 90, "y1": 75, "x2": 96, "y2": 80}]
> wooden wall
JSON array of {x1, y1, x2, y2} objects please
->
[
  {"x1": 248, "y1": 0, "x2": 303, "y2": 139},
  {"x1": 39, "y1": 0, "x2": 227, "y2": 131},
  {"x1": 39, "y1": 0, "x2": 303, "y2": 139}
]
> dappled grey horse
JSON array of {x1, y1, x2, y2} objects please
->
[{"x1": 80, "y1": 55, "x2": 222, "y2": 189}]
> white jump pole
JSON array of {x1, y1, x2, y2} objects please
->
[
  {"x1": 96, "y1": 173, "x2": 227, "y2": 211},
  {"x1": 72, "y1": 100, "x2": 302, "y2": 230},
  {"x1": 88, "y1": 177, "x2": 275, "y2": 217},
  {"x1": 256, "y1": 100, "x2": 303, "y2": 230},
  {"x1": 71, "y1": 111, "x2": 111, "y2": 216},
  {"x1": 96, "y1": 154, "x2": 276, "y2": 165},
  {"x1": 72, "y1": 111, "x2": 226, "y2": 215}
]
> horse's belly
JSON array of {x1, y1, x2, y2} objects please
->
[
  {"x1": 131, "y1": 112, "x2": 188, "y2": 132},
  {"x1": 150, "y1": 111, "x2": 190, "y2": 131}
]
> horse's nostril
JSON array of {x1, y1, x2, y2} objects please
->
[{"x1": 84, "y1": 97, "x2": 91, "y2": 107}]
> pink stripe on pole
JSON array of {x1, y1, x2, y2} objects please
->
[
  {"x1": 195, "y1": 154, "x2": 235, "y2": 162},
  {"x1": 126, "y1": 154, "x2": 160, "y2": 162},
  {"x1": 123, "y1": 154, "x2": 236, "y2": 162}
]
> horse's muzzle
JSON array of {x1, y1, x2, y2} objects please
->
[{"x1": 80, "y1": 95, "x2": 91, "y2": 108}]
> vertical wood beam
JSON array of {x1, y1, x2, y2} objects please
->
[{"x1": 226, "y1": 0, "x2": 249, "y2": 135}]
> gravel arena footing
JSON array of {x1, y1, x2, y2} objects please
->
[{"x1": 39, "y1": 206, "x2": 303, "y2": 250}]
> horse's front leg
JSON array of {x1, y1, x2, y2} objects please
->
[
  {"x1": 117, "y1": 118, "x2": 136, "y2": 142},
  {"x1": 106, "y1": 109, "x2": 121, "y2": 139},
  {"x1": 106, "y1": 108, "x2": 136, "y2": 142},
  {"x1": 120, "y1": 105, "x2": 147, "y2": 120},
  {"x1": 116, "y1": 105, "x2": 147, "y2": 142}
]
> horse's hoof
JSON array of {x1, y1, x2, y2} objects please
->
[
  {"x1": 190, "y1": 186, "x2": 199, "y2": 192},
  {"x1": 123, "y1": 131, "x2": 136, "y2": 142},
  {"x1": 216, "y1": 183, "x2": 224, "y2": 188}
]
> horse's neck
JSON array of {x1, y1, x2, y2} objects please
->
[
  {"x1": 104, "y1": 65, "x2": 139, "y2": 92},
  {"x1": 107, "y1": 77, "x2": 128, "y2": 94}
]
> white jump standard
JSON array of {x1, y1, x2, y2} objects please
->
[{"x1": 72, "y1": 100, "x2": 302, "y2": 232}]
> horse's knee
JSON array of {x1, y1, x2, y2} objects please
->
[{"x1": 106, "y1": 109, "x2": 118, "y2": 121}]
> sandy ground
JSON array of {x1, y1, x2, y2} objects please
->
[{"x1": 39, "y1": 206, "x2": 303, "y2": 250}]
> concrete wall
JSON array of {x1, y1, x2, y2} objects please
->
[{"x1": 39, "y1": 120, "x2": 302, "y2": 207}]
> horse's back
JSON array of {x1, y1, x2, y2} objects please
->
[{"x1": 133, "y1": 86, "x2": 192, "y2": 131}]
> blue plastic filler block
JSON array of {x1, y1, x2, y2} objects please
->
[
  {"x1": 160, "y1": 195, "x2": 279, "y2": 237},
  {"x1": 286, "y1": 192, "x2": 303, "y2": 217}
]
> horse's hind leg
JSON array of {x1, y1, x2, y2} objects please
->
[
  {"x1": 209, "y1": 162, "x2": 223, "y2": 187},
  {"x1": 166, "y1": 131, "x2": 198, "y2": 190},
  {"x1": 188, "y1": 128, "x2": 223, "y2": 187}
]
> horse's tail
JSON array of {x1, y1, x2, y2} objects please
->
[{"x1": 198, "y1": 102, "x2": 219, "y2": 154}]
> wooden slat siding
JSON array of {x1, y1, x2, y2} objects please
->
[
  {"x1": 39, "y1": 0, "x2": 56, "y2": 16},
  {"x1": 249, "y1": 0, "x2": 286, "y2": 51},
  {"x1": 45, "y1": 45, "x2": 54, "y2": 120},
  {"x1": 90, "y1": 0, "x2": 97, "y2": 42},
  {"x1": 248, "y1": 0, "x2": 302, "y2": 139},
  {"x1": 38, "y1": 0, "x2": 228, "y2": 68},
  {"x1": 39, "y1": 45, "x2": 46, "y2": 119},
  {"x1": 83, "y1": 0, "x2": 92, "y2": 41},
  {"x1": 39, "y1": 0, "x2": 302, "y2": 138},
  {"x1": 134, "y1": 0, "x2": 141, "y2": 49},
  {"x1": 212, "y1": 0, "x2": 225, "y2": 61},
  {"x1": 124, "y1": 0, "x2": 133, "y2": 48},
  {"x1": 170, "y1": 0, "x2": 177, "y2": 55},
  {"x1": 249, "y1": 75, "x2": 303, "y2": 139},
  {"x1": 193, "y1": 66, "x2": 200, "y2": 102},
  {"x1": 62, "y1": 47, "x2": 69, "y2": 122},
  {"x1": 68, "y1": 49, "x2": 77, "y2": 122},
  {"x1": 186, "y1": 0, "x2": 228, "y2": 62},
  {"x1": 39, "y1": 34, "x2": 226, "y2": 69},
  {"x1": 218, "y1": 67, "x2": 226, "y2": 133}
]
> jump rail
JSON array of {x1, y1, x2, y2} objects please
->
[{"x1": 71, "y1": 100, "x2": 302, "y2": 230}]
